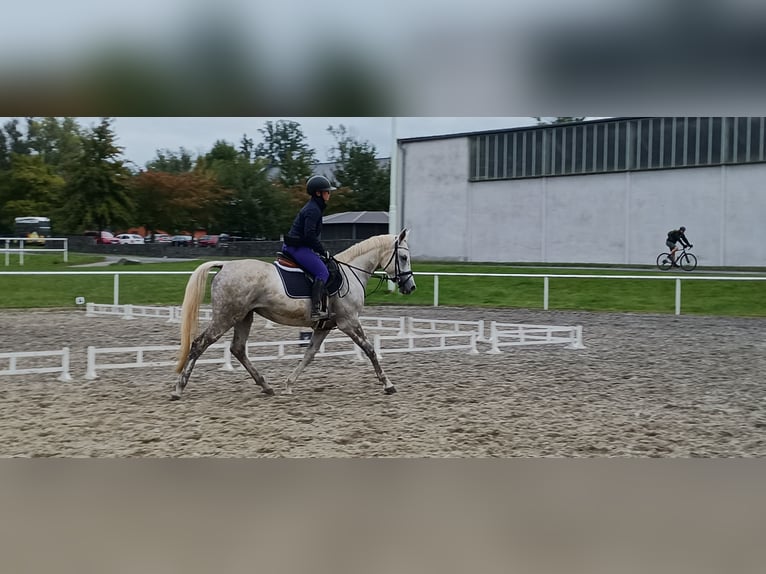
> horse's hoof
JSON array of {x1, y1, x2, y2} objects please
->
[
  {"x1": 170, "y1": 393, "x2": 181, "y2": 401},
  {"x1": 262, "y1": 388, "x2": 275, "y2": 396},
  {"x1": 384, "y1": 386, "x2": 397, "y2": 395}
]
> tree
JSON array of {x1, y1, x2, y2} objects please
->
[
  {"x1": 145, "y1": 147, "x2": 195, "y2": 173},
  {"x1": 0, "y1": 154, "x2": 65, "y2": 232},
  {"x1": 24, "y1": 117, "x2": 84, "y2": 173},
  {"x1": 130, "y1": 169, "x2": 231, "y2": 234},
  {"x1": 59, "y1": 118, "x2": 134, "y2": 233},
  {"x1": 327, "y1": 124, "x2": 390, "y2": 212},
  {"x1": 201, "y1": 137, "x2": 291, "y2": 239},
  {"x1": 3, "y1": 119, "x2": 29, "y2": 156},
  {"x1": 255, "y1": 120, "x2": 316, "y2": 188},
  {"x1": 0, "y1": 128, "x2": 9, "y2": 171}
]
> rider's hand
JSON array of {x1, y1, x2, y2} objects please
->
[
  {"x1": 325, "y1": 250, "x2": 332, "y2": 260},
  {"x1": 689, "y1": 244, "x2": 693, "y2": 248}
]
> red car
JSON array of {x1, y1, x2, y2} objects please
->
[
  {"x1": 197, "y1": 234, "x2": 219, "y2": 247},
  {"x1": 85, "y1": 231, "x2": 120, "y2": 245}
]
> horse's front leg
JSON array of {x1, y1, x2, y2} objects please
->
[
  {"x1": 338, "y1": 320, "x2": 396, "y2": 395},
  {"x1": 283, "y1": 327, "x2": 332, "y2": 395}
]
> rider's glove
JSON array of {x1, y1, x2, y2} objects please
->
[
  {"x1": 325, "y1": 250, "x2": 332, "y2": 260},
  {"x1": 689, "y1": 244, "x2": 693, "y2": 248}
]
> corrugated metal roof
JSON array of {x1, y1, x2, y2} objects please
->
[{"x1": 323, "y1": 211, "x2": 388, "y2": 224}]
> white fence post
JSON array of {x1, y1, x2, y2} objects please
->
[
  {"x1": 113, "y1": 274, "x2": 120, "y2": 306},
  {"x1": 59, "y1": 347, "x2": 72, "y2": 381},
  {"x1": 433, "y1": 275, "x2": 439, "y2": 307},
  {"x1": 568, "y1": 326, "x2": 586, "y2": 349},
  {"x1": 468, "y1": 333, "x2": 479, "y2": 355},
  {"x1": 476, "y1": 319, "x2": 486, "y2": 343},
  {"x1": 86, "y1": 346, "x2": 97, "y2": 379},
  {"x1": 675, "y1": 278, "x2": 682, "y2": 315},
  {"x1": 544, "y1": 276, "x2": 549, "y2": 310},
  {"x1": 487, "y1": 322, "x2": 501, "y2": 354}
]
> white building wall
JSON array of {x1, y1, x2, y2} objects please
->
[
  {"x1": 401, "y1": 138, "x2": 470, "y2": 260},
  {"x1": 401, "y1": 137, "x2": 766, "y2": 266}
]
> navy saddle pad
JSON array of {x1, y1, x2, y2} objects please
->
[{"x1": 274, "y1": 259, "x2": 342, "y2": 299}]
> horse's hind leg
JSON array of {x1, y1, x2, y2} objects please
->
[
  {"x1": 230, "y1": 311, "x2": 274, "y2": 396},
  {"x1": 338, "y1": 319, "x2": 396, "y2": 395},
  {"x1": 283, "y1": 327, "x2": 332, "y2": 395},
  {"x1": 172, "y1": 322, "x2": 230, "y2": 400}
]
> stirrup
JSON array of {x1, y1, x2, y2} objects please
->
[{"x1": 310, "y1": 309, "x2": 330, "y2": 322}]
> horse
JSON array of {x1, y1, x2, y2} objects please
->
[{"x1": 172, "y1": 229, "x2": 416, "y2": 400}]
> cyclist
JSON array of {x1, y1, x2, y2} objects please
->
[{"x1": 666, "y1": 226, "x2": 693, "y2": 267}]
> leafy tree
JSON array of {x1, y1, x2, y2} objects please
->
[
  {"x1": 3, "y1": 119, "x2": 29, "y2": 156},
  {"x1": 145, "y1": 147, "x2": 195, "y2": 173},
  {"x1": 25, "y1": 117, "x2": 84, "y2": 173},
  {"x1": 0, "y1": 154, "x2": 65, "y2": 232},
  {"x1": 58, "y1": 118, "x2": 134, "y2": 233},
  {"x1": 255, "y1": 120, "x2": 316, "y2": 188},
  {"x1": 201, "y1": 137, "x2": 290, "y2": 238},
  {"x1": 327, "y1": 124, "x2": 390, "y2": 212},
  {"x1": 130, "y1": 169, "x2": 231, "y2": 235},
  {"x1": 0, "y1": 129, "x2": 9, "y2": 171}
]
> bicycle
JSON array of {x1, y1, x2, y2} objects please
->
[{"x1": 656, "y1": 245, "x2": 697, "y2": 271}]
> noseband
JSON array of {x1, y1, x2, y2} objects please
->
[{"x1": 383, "y1": 239, "x2": 413, "y2": 289}]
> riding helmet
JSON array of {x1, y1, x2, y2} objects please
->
[
  {"x1": 680, "y1": 226, "x2": 686, "y2": 232},
  {"x1": 306, "y1": 175, "x2": 336, "y2": 196}
]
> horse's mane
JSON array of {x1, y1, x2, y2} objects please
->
[{"x1": 336, "y1": 234, "x2": 393, "y2": 262}]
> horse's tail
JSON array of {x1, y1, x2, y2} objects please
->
[{"x1": 176, "y1": 261, "x2": 225, "y2": 373}]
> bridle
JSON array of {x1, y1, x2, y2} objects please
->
[
  {"x1": 381, "y1": 239, "x2": 413, "y2": 289},
  {"x1": 334, "y1": 238, "x2": 413, "y2": 295}
]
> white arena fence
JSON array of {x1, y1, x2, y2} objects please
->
[
  {"x1": 486, "y1": 322, "x2": 585, "y2": 354},
  {"x1": 84, "y1": 332, "x2": 480, "y2": 379},
  {"x1": 3, "y1": 270, "x2": 766, "y2": 316},
  {"x1": 1, "y1": 237, "x2": 69, "y2": 266},
  {"x1": 1, "y1": 303, "x2": 582, "y2": 380},
  {"x1": 76, "y1": 303, "x2": 571, "y2": 378},
  {"x1": 0, "y1": 348, "x2": 72, "y2": 381},
  {"x1": 85, "y1": 303, "x2": 488, "y2": 340}
]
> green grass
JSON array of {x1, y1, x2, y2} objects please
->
[{"x1": 1, "y1": 253, "x2": 765, "y2": 316}]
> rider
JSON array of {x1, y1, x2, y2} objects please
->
[
  {"x1": 666, "y1": 226, "x2": 692, "y2": 267},
  {"x1": 282, "y1": 175, "x2": 335, "y2": 321}
]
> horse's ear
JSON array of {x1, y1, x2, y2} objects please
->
[{"x1": 398, "y1": 228, "x2": 409, "y2": 243}]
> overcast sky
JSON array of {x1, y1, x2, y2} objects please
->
[{"x1": 91, "y1": 117, "x2": 543, "y2": 168}]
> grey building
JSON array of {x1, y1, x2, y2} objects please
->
[
  {"x1": 396, "y1": 117, "x2": 766, "y2": 266},
  {"x1": 322, "y1": 211, "x2": 389, "y2": 240}
]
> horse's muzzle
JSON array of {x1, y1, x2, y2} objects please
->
[{"x1": 399, "y1": 281, "x2": 416, "y2": 295}]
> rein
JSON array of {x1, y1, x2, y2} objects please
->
[{"x1": 333, "y1": 239, "x2": 411, "y2": 298}]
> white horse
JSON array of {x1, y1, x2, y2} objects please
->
[{"x1": 173, "y1": 229, "x2": 416, "y2": 399}]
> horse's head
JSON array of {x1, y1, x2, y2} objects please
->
[{"x1": 382, "y1": 229, "x2": 416, "y2": 295}]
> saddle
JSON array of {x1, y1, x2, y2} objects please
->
[{"x1": 274, "y1": 252, "x2": 342, "y2": 299}]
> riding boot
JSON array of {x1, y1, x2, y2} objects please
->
[{"x1": 310, "y1": 279, "x2": 329, "y2": 321}]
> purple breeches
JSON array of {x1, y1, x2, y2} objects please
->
[{"x1": 282, "y1": 245, "x2": 329, "y2": 282}]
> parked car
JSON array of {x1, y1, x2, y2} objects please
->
[
  {"x1": 115, "y1": 233, "x2": 145, "y2": 245},
  {"x1": 146, "y1": 233, "x2": 171, "y2": 243},
  {"x1": 197, "y1": 234, "x2": 219, "y2": 247},
  {"x1": 85, "y1": 230, "x2": 120, "y2": 245},
  {"x1": 171, "y1": 235, "x2": 193, "y2": 246}
]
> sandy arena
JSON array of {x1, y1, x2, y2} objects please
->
[{"x1": 1, "y1": 306, "x2": 765, "y2": 457}]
